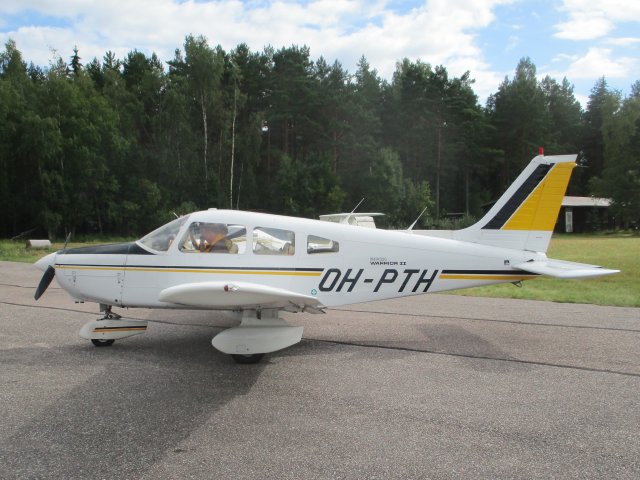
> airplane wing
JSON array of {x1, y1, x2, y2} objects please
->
[
  {"x1": 158, "y1": 281, "x2": 325, "y2": 313},
  {"x1": 319, "y1": 213, "x2": 384, "y2": 228},
  {"x1": 515, "y1": 259, "x2": 619, "y2": 279}
]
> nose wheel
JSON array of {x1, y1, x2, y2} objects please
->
[
  {"x1": 90, "y1": 307, "x2": 120, "y2": 347},
  {"x1": 81, "y1": 305, "x2": 148, "y2": 347}
]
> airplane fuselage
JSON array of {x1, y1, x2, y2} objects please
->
[{"x1": 51, "y1": 209, "x2": 544, "y2": 310}]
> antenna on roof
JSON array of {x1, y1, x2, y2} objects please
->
[
  {"x1": 62, "y1": 232, "x2": 72, "y2": 253},
  {"x1": 407, "y1": 205, "x2": 429, "y2": 231},
  {"x1": 351, "y1": 198, "x2": 365, "y2": 213},
  {"x1": 342, "y1": 198, "x2": 365, "y2": 224}
]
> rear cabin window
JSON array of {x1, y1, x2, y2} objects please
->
[
  {"x1": 307, "y1": 235, "x2": 339, "y2": 254},
  {"x1": 179, "y1": 222, "x2": 246, "y2": 254},
  {"x1": 253, "y1": 227, "x2": 295, "y2": 255}
]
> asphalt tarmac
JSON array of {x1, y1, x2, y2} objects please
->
[{"x1": 1, "y1": 260, "x2": 639, "y2": 479}]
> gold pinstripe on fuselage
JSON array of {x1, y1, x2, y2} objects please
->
[{"x1": 54, "y1": 264, "x2": 322, "y2": 277}]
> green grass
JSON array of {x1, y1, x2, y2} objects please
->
[
  {"x1": 1, "y1": 234, "x2": 638, "y2": 308},
  {"x1": 449, "y1": 234, "x2": 640, "y2": 308}
]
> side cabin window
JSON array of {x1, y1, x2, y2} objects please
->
[
  {"x1": 307, "y1": 235, "x2": 339, "y2": 254},
  {"x1": 179, "y1": 222, "x2": 246, "y2": 254},
  {"x1": 139, "y1": 216, "x2": 188, "y2": 252},
  {"x1": 253, "y1": 227, "x2": 295, "y2": 255}
]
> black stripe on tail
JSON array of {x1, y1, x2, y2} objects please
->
[{"x1": 482, "y1": 164, "x2": 551, "y2": 230}]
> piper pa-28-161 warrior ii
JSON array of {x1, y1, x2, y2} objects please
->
[{"x1": 34, "y1": 153, "x2": 619, "y2": 363}]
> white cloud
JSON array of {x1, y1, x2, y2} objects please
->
[
  {"x1": 314, "y1": 0, "x2": 514, "y2": 94},
  {"x1": 573, "y1": 92, "x2": 589, "y2": 108},
  {"x1": 558, "y1": 0, "x2": 640, "y2": 21},
  {"x1": 505, "y1": 35, "x2": 519, "y2": 51},
  {"x1": 553, "y1": 0, "x2": 640, "y2": 40},
  {"x1": 0, "y1": 0, "x2": 514, "y2": 102},
  {"x1": 1, "y1": 26, "x2": 81, "y2": 67},
  {"x1": 553, "y1": 14, "x2": 613, "y2": 41},
  {"x1": 546, "y1": 47, "x2": 637, "y2": 80},
  {"x1": 552, "y1": 53, "x2": 577, "y2": 63},
  {"x1": 604, "y1": 37, "x2": 640, "y2": 46}
]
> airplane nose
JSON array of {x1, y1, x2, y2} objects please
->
[{"x1": 35, "y1": 252, "x2": 57, "y2": 272}]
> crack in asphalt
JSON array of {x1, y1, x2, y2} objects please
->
[
  {"x1": 304, "y1": 337, "x2": 640, "y2": 379},
  {"x1": 328, "y1": 307, "x2": 640, "y2": 333}
]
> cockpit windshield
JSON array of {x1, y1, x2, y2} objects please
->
[{"x1": 138, "y1": 215, "x2": 189, "y2": 252}]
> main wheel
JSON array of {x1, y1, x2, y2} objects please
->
[
  {"x1": 231, "y1": 353, "x2": 264, "y2": 364},
  {"x1": 91, "y1": 338, "x2": 115, "y2": 347}
]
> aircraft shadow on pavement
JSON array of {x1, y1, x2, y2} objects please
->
[
  {"x1": 275, "y1": 322, "x2": 532, "y2": 375},
  {"x1": 1, "y1": 329, "x2": 266, "y2": 479}
]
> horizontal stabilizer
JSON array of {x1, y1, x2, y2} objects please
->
[
  {"x1": 515, "y1": 259, "x2": 619, "y2": 279},
  {"x1": 159, "y1": 281, "x2": 324, "y2": 311}
]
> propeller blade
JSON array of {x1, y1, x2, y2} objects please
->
[{"x1": 34, "y1": 265, "x2": 55, "y2": 300}]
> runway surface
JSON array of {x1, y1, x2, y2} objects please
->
[{"x1": 1, "y1": 260, "x2": 639, "y2": 479}]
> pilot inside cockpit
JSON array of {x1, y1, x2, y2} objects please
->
[
  {"x1": 179, "y1": 222, "x2": 239, "y2": 253},
  {"x1": 199, "y1": 223, "x2": 237, "y2": 253}
]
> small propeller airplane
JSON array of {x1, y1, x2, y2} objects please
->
[{"x1": 34, "y1": 153, "x2": 619, "y2": 363}]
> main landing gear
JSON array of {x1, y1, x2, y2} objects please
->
[
  {"x1": 231, "y1": 353, "x2": 265, "y2": 364},
  {"x1": 212, "y1": 309, "x2": 304, "y2": 364},
  {"x1": 78, "y1": 306, "x2": 302, "y2": 364}
]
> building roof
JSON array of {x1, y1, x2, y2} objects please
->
[{"x1": 562, "y1": 196, "x2": 611, "y2": 207}]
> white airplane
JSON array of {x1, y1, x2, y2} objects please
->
[{"x1": 34, "y1": 153, "x2": 619, "y2": 363}]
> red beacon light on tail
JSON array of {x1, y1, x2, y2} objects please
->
[{"x1": 539, "y1": 147, "x2": 544, "y2": 156}]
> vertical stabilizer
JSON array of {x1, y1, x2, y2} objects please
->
[{"x1": 454, "y1": 154, "x2": 576, "y2": 252}]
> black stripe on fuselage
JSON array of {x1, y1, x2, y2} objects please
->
[
  {"x1": 482, "y1": 164, "x2": 551, "y2": 230},
  {"x1": 441, "y1": 269, "x2": 539, "y2": 276},
  {"x1": 94, "y1": 325, "x2": 146, "y2": 330},
  {"x1": 62, "y1": 242, "x2": 154, "y2": 255}
]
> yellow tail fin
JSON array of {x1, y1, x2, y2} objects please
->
[
  {"x1": 458, "y1": 154, "x2": 576, "y2": 252},
  {"x1": 502, "y1": 161, "x2": 575, "y2": 231}
]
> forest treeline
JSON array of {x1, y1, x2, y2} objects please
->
[{"x1": 0, "y1": 37, "x2": 638, "y2": 238}]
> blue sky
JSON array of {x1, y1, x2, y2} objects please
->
[{"x1": 1, "y1": 1, "x2": 638, "y2": 106}]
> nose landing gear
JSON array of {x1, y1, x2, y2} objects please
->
[{"x1": 79, "y1": 305, "x2": 148, "y2": 347}]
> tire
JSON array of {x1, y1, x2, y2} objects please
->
[
  {"x1": 231, "y1": 353, "x2": 265, "y2": 364},
  {"x1": 91, "y1": 338, "x2": 115, "y2": 347}
]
